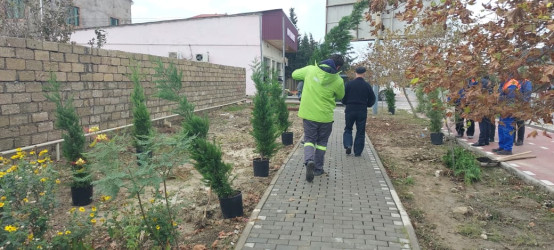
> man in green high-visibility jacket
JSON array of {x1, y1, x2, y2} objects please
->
[{"x1": 292, "y1": 54, "x2": 345, "y2": 182}]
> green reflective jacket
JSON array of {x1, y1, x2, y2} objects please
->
[{"x1": 292, "y1": 64, "x2": 345, "y2": 123}]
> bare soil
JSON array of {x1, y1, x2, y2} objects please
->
[
  {"x1": 366, "y1": 109, "x2": 554, "y2": 250},
  {"x1": 50, "y1": 102, "x2": 304, "y2": 249}
]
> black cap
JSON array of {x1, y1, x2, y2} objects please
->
[{"x1": 355, "y1": 67, "x2": 366, "y2": 74}]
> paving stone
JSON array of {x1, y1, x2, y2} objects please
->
[{"x1": 240, "y1": 109, "x2": 414, "y2": 249}]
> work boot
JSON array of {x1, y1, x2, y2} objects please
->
[
  {"x1": 314, "y1": 169, "x2": 325, "y2": 176},
  {"x1": 472, "y1": 142, "x2": 487, "y2": 146},
  {"x1": 346, "y1": 147, "x2": 351, "y2": 155},
  {"x1": 496, "y1": 150, "x2": 512, "y2": 155},
  {"x1": 515, "y1": 141, "x2": 523, "y2": 146},
  {"x1": 492, "y1": 148, "x2": 502, "y2": 153},
  {"x1": 305, "y1": 161, "x2": 315, "y2": 182}
]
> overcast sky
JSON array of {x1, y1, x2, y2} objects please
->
[{"x1": 131, "y1": 0, "x2": 328, "y2": 41}]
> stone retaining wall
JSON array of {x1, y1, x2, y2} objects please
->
[{"x1": 0, "y1": 36, "x2": 246, "y2": 151}]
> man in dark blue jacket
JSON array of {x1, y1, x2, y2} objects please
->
[{"x1": 341, "y1": 67, "x2": 376, "y2": 157}]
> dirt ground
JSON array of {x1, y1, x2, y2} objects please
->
[
  {"x1": 50, "y1": 102, "x2": 304, "y2": 249},
  {"x1": 366, "y1": 109, "x2": 554, "y2": 250}
]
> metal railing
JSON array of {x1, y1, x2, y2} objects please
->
[{"x1": 0, "y1": 99, "x2": 246, "y2": 160}]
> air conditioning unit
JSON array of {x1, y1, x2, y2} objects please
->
[
  {"x1": 168, "y1": 52, "x2": 178, "y2": 59},
  {"x1": 195, "y1": 53, "x2": 208, "y2": 62}
]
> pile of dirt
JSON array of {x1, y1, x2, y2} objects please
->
[{"x1": 366, "y1": 110, "x2": 554, "y2": 249}]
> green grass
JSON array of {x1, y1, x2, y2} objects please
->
[
  {"x1": 514, "y1": 232, "x2": 539, "y2": 247},
  {"x1": 223, "y1": 104, "x2": 246, "y2": 112},
  {"x1": 457, "y1": 222, "x2": 482, "y2": 238}
]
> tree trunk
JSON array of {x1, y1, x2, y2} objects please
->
[{"x1": 402, "y1": 87, "x2": 417, "y2": 118}]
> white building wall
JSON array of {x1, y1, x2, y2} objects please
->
[{"x1": 71, "y1": 15, "x2": 262, "y2": 95}]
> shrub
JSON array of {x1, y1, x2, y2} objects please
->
[
  {"x1": 250, "y1": 61, "x2": 278, "y2": 159},
  {"x1": 384, "y1": 87, "x2": 396, "y2": 112},
  {"x1": 86, "y1": 132, "x2": 189, "y2": 247},
  {"x1": 443, "y1": 146, "x2": 481, "y2": 184},
  {"x1": 0, "y1": 150, "x2": 59, "y2": 248}
]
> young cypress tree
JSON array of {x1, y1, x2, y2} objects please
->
[
  {"x1": 43, "y1": 74, "x2": 91, "y2": 187},
  {"x1": 251, "y1": 61, "x2": 279, "y2": 160},
  {"x1": 269, "y1": 71, "x2": 291, "y2": 133},
  {"x1": 130, "y1": 64, "x2": 153, "y2": 155}
]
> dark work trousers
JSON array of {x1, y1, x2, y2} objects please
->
[
  {"x1": 303, "y1": 119, "x2": 333, "y2": 172},
  {"x1": 513, "y1": 119, "x2": 525, "y2": 143},
  {"x1": 455, "y1": 107, "x2": 475, "y2": 136},
  {"x1": 490, "y1": 119, "x2": 496, "y2": 142},
  {"x1": 343, "y1": 110, "x2": 367, "y2": 156},
  {"x1": 477, "y1": 117, "x2": 491, "y2": 144}
]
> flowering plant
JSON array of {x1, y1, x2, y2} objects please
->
[
  {"x1": 87, "y1": 126, "x2": 109, "y2": 148},
  {"x1": 0, "y1": 149, "x2": 59, "y2": 248}
]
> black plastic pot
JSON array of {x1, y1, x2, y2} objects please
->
[
  {"x1": 253, "y1": 158, "x2": 269, "y2": 177},
  {"x1": 430, "y1": 132, "x2": 444, "y2": 145},
  {"x1": 219, "y1": 191, "x2": 244, "y2": 219},
  {"x1": 388, "y1": 108, "x2": 395, "y2": 115},
  {"x1": 281, "y1": 132, "x2": 293, "y2": 145},
  {"x1": 71, "y1": 184, "x2": 93, "y2": 206}
]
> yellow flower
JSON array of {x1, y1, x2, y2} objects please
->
[
  {"x1": 30, "y1": 151, "x2": 36, "y2": 155},
  {"x1": 39, "y1": 192, "x2": 45, "y2": 196},
  {"x1": 79, "y1": 207, "x2": 85, "y2": 212},
  {"x1": 96, "y1": 134, "x2": 108, "y2": 141},
  {"x1": 69, "y1": 207, "x2": 76, "y2": 213},
  {"x1": 57, "y1": 231, "x2": 63, "y2": 236},
  {"x1": 40, "y1": 178, "x2": 47, "y2": 182},
  {"x1": 90, "y1": 218, "x2": 97, "y2": 224},
  {"x1": 4, "y1": 225, "x2": 17, "y2": 232},
  {"x1": 28, "y1": 233, "x2": 34, "y2": 240},
  {"x1": 65, "y1": 230, "x2": 71, "y2": 235},
  {"x1": 91, "y1": 206, "x2": 97, "y2": 212},
  {"x1": 1, "y1": 196, "x2": 5, "y2": 201},
  {"x1": 23, "y1": 198, "x2": 29, "y2": 203},
  {"x1": 38, "y1": 149, "x2": 48, "y2": 156},
  {"x1": 0, "y1": 156, "x2": 3, "y2": 161},
  {"x1": 149, "y1": 198, "x2": 155, "y2": 204},
  {"x1": 34, "y1": 169, "x2": 39, "y2": 174},
  {"x1": 75, "y1": 158, "x2": 86, "y2": 166},
  {"x1": 172, "y1": 221, "x2": 177, "y2": 227},
  {"x1": 89, "y1": 213, "x2": 95, "y2": 218},
  {"x1": 101, "y1": 195, "x2": 111, "y2": 202},
  {"x1": 0, "y1": 202, "x2": 4, "y2": 208},
  {"x1": 0, "y1": 172, "x2": 5, "y2": 178},
  {"x1": 37, "y1": 159, "x2": 46, "y2": 164},
  {"x1": 37, "y1": 246, "x2": 43, "y2": 249},
  {"x1": 156, "y1": 225, "x2": 160, "y2": 230},
  {"x1": 55, "y1": 179, "x2": 61, "y2": 184},
  {"x1": 100, "y1": 218, "x2": 105, "y2": 223},
  {"x1": 89, "y1": 126, "x2": 100, "y2": 132},
  {"x1": 16, "y1": 148, "x2": 22, "y2": 152},
  {"x1": 30, "y1": 161, "x2": 36, "y2": 164}
]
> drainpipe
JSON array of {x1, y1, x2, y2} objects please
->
[
  {"x1": 282, "y1": 15, "x2": 286, "y2": 90},
  {"x1": 40, "y1": 0, "x2": 43, "y2": 22}
]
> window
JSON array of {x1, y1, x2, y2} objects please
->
[
  {"x1": 263, "y1": 57, "x2": 271, "y2": 74},
  {"x1": 110, "y1": 17, "x2": 119, "y2": 26},
  {"x1": 67, "y1": 6, "x2": 79, "y2": 26},
  {"x1": 6, "y1": 0, "x2": 25, "y2": 19}
]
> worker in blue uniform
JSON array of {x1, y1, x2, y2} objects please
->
[{"x1": 493, "y1": 78, "x2": 520, "y2": 155}]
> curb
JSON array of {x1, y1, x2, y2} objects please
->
[
  {"x1": 234, "y1": 139, "x2": 303, "y2": 250},
  {"x1": 452, "y1": 136, "x2": 554, "y2": 195},
  {"x1": 365, "y1": 135, "x2": 421, "y2": 250}
]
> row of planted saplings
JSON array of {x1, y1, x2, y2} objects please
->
[{"x1": 41, "y1": 60, "x2": 293, "y2": 222}]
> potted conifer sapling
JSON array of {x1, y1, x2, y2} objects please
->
[
  {"x1": 427, "y1": 89, "x2": 445, "y2": 145},
  {"x1": 384, "y1": 87, "x2": 396, "y2": 115},
  {"x1": 270, "y1": 72, "x2": 293, "y2": 145},
  {"x1": 44, "y1": 74, "x2": 93, "y2": 206},
  {"x1": 250, "y1": 61, "x2": 279, "y2": 177}
]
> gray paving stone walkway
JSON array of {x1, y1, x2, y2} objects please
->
[{"x1": 236, "y1": 108, "x2": 419, "y2": 250}]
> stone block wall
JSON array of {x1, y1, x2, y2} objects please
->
[{"x1": 0, "y1": 36, "x2": 246, "y2": 151}]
